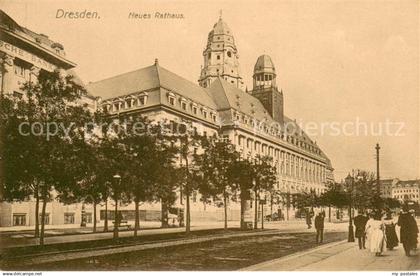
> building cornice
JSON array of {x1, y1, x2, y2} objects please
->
[{"x1": 1, "y1": 27, "x2": 76, "y2": 69}]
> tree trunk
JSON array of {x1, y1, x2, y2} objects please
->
[
  {"x1": 328, "y1": 205, "x2": 331, "y2": 222},
  {"x1": 223, "y1": 193, "x2": 228, "y2": 230},
  {"x1": 254, "y1": 186, "x2": 258, "y2": 229},
  {"x1": 104, "y1": 199, "x2": 108, "y2": 232},
  {"x1": 240, "y1": 189, "x2": 246, "y2": 230},
  {"x1": 93, "y1": 202, "x2": 97, "y2": 233},
  {"x1": 261, "y1": 202, "x2": 264, "y2": 229},
  {"x1": 134, "y1": 199, "x2": 140, "y2": 237},
  {"x1": 270, "y1": 195, "x2": 273, "y2": 220},
  {"x1": 34, "y1": 184, "x2": 40, "y2": 238},
  {"x1": 186, "y1": 189, "x2": 191, "y2": 234},
  {"x1": 113, "y1": 197, "x2": 119, "y2": 240},
  {"x1": 39, "y1": 197, "x2": 47, "y2": 246},
  {"x1": 185, "y1": 153, "x2": 191, "y2": 235},
  {"x1": 161, "y1": 201, "x2": 169, "y2": 228}
]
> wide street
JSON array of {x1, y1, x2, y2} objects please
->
[
  {"x1": 1, "y1": 219, "x2": 419, "y2": 271},
  {"x1": 0, "y1": 219, "x2": 345, "y2": 249}
]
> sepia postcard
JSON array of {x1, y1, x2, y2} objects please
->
[{"x1": 0, "y1": 0, "x2": 419, "y2": 274}]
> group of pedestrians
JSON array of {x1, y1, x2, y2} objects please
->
[{"x1": 353, "y1": 206, "x2": 418, "y2": 257}]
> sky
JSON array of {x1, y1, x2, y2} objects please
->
[{"x1": 3, "y1": 0, "x2": 419, "y2": 181}]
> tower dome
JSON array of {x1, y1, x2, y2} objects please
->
[
  {"x1": 254, "y1": 55, "x2": 276, "y2": 75},
  {"x1": 198, "y1": 15, "x2": 243, "y2": 89},
  {"x1": 251, "y1": 55, "x2": 283, "y2": 124},
  {"x1": 212, "y1": 17, "x2": 233, "y2": 36},
  {"x1": 253, "y1": 55, "x2": 277, "y2": 89}
]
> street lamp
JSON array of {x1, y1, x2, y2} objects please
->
[
  {"x1": 113, "y1": 174, "x2": 121, "y2": 240},
  {"x1": 345, "y1": 174, "x2": 355, "y2": 242}
]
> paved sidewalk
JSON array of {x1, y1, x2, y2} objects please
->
[
  {"x1": 244, "y1": 237, "x2": 420, "y2": 271},
  {"x1": 1, "y1": 220, "x2": 347, "y2": 249}
]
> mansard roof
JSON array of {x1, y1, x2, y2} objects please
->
[
  {"x1": 89, "y1": 62, "x2": 328, "y2": 161},
  {"x1": 208, "y1": 77, "x2": 272, "y2": 121},
  {"x1": 395, "y1": 179, "x2": 420, "y2": 187},
  {"x1": 87, "y1": 62, "x2": 217, "y2": 109},
  {"x1": 208, "y1": 77, "x2": 324, "y2": 154}
]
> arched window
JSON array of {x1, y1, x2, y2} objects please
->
[{"x1": 227, "y1": 51, "x2": 232, "y2": 58}]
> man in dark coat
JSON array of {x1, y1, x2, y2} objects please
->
[
  {"x1": 354, "y1": 210, "x2": 369, "y2": 249},
  {"x1": 315, "y1": 212, "x2": 325, "y2": 243},
  {"x1": 397, "y1": 206, "x2": 419, "y2": 256}
]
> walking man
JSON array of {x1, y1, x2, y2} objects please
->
[
  {"x1": 315, "y1": 212, "x2": 325, "y2": 243},
  {"x1": 354, "y1": 210, "x2": 369, "y2": 249},
  {"x1": 397, "y1": 206, "x2": 418, "y2": 256}
]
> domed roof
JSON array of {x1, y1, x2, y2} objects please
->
[
  {"x1": 254, "y1": 55, "x2": 276, "y2": 74},
  {"x1": 212, "y1": 17, "x2": 233, "y2": 35}
]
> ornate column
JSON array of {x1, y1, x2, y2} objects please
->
[{"x1": 0, "y1": 53, "x2": 15, "y2": 96}]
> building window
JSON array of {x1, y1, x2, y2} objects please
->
[
  {"x1": 181, "y1": 101, "x2": 187, "y2": 110},
  {"x1": 192, "y1": 106, "x2": 198, "y2": 115},
  {"x1": 64, "y1": 213, "x2": 75, "y2": 224},
  {"x1": 13, "y1": 213, "x2": 26, "y2": 226},
  {"x1": 169, "y1": 96, "x2": 175, "y2": 106},
  {"x1": 113, "y1": 103, "x2": 120, "y2": 111},
  {"x1": 138, "y1": 94, "x2": 148, "y2": 105},
  {"x1": 85, "y1": 213, "x2": 92, "y2": 224},
  {"x1": 202, "y1": 110, "x2": 207, "y2": 119},
  {"x1": 217, "y1": 55, "x2": 220, "y2": 60},
  {"x1": 126, "y1": 99, "x2": 132, "y2": 109},
  {"x1": 39, "y1": 213, "x2": 50, "y2": 225},
  {"x1": 208, "y1": 53, "x2": 211, "y2": 59},
  {"x1": 227, "y1": 51, "x2": 232, "y2": 58}
]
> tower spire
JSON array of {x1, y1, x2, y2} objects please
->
[{"x1": 219, "y1": 9, "x2": 222, "y2": 19}]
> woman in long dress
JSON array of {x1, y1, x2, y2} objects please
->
[
  {"x1": 384, "y1": 212, "x2": 399, "y2": 250},
  {"x1": 365, "y1": 212, "x2": 386, "y2": 256},
  {"x1": 365, "y1": 213, "x2": 375, "y2": 250}
]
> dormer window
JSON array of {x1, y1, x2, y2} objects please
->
[
  {"x1": 125, "y1": 99, "x2": 132, "y2": 109},
  {"x1": 212, "y1": 114, "x2": 217, "y2": 122},
  {"x1": 202, "y1": 110, "x2": 208, "y2": 119},
  {"x1": 192, "y1": 106, "x2": 198, "y2": 115},
  {"x1": 168, "y1": 92, "x2": 176, "y2": 106},
  {"x1": 181, "y1": 101, "x2": 187, "y2": 110},
  {"x1": 113, "y1": 102, "x2": 120, "y2": 111}
]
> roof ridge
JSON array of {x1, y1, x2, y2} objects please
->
[
  {"x1": 88, "y1": 64, "x2": 155, "y2": 85},
  {"x1": 214, "y1": 77, "x2": 232, "y2": 110}
]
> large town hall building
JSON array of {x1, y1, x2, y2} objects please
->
[
  {"x1": 87, "y1": 17, "x2": 334, "y2": 221},
  {"x1": 0, "y1": 10, "x2": 333, "y2": 228}
]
